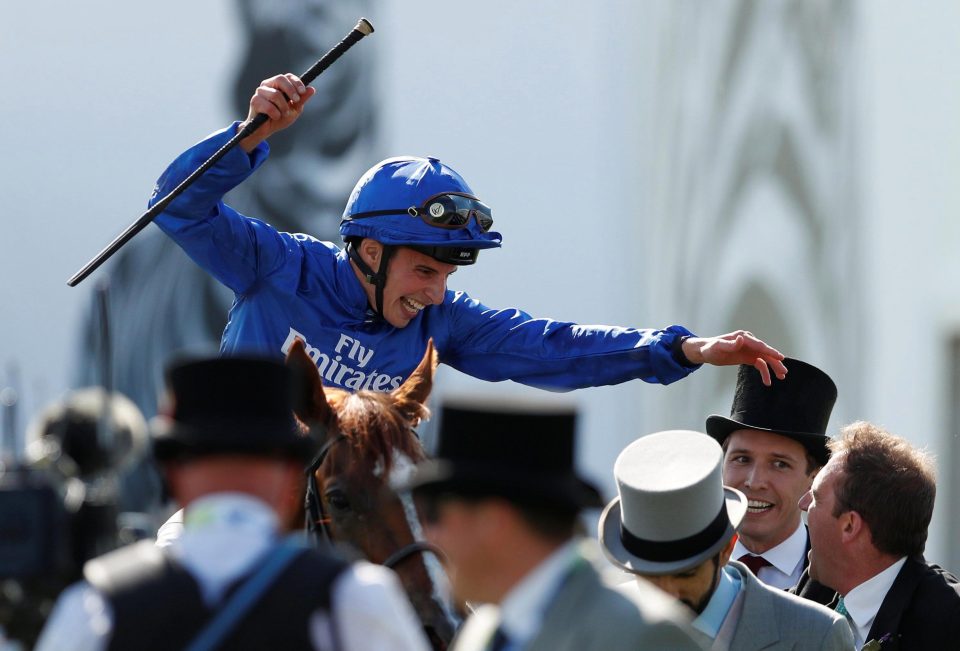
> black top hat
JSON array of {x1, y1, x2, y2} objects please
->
[
  {"x1": 404, "y1": 402, "x2": 602, "y2": 510},
  {"x1": 152, "y1": 356, "x2": 316, "y2": 463},
  {"x1": 705, "y1": 358, "x2": 837, "y2": 466}
]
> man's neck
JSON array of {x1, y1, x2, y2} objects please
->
[
  {"x1": 737, "y1": 518, "x2": 802, "y2": 554},
  {"x1": 347, "y1": 257, "x2": 377, "y2": 306},
  {"x1": 487, "y1": 537, "x2": 569, "y2": 605},
  {"x1": 836, "y1": 550, "x2": 904, "y2": 596}
]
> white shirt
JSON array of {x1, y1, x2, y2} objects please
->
[
  {"x1": 496, "y1": 540, "x2": 581, "y2": 648},
  {"x1": 841, "y1": 556, "x2": 907, "y2": 649},
  {"x1": 732, "y1": 522, "x2": 808, "y2": 589},
  {"x1": 34, "y1": 493, "x2": 430, "y2": 651}
]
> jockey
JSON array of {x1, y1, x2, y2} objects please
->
[{"x1": 151, "y1": 73, "x2": 787, "y2": 392}]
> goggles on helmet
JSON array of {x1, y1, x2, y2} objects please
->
[{"x1": 344, "y1": 192, "x2": 494, "y2": 233}]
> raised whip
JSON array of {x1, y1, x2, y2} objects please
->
[{"x1": 67, "y1": 17, "x2": 374, "y2": 287}]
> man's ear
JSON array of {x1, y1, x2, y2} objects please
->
[
  {"x1": 719, "y1": 533, "x2": 738, "y2": 566},
  {"x1": 840, "y1": 510, "x2": 864, "y2": 544},
  {"x1": 358, "y1": 238, "x2": 383, "y2": 268}
]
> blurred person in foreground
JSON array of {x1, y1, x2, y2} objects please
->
[
  {"x1": 35, "y1": 356, "x2": 428, "y2": 651},
  {"x1": 404, "y1": 403, "x2": 703, "y2": 651},
  {"x1": 600, "y1": 429, "x2": 853, "y2": 650},
  {"x1": 797, "y1": 421, "x2": 960, "y2": 650}
]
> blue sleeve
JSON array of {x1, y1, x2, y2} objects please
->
[
  {"x1": 440, "y1": 291, "x2": 700, "y2": 389},
  {"x1": 149, "y1": 122, "x2": 301, "y2": 295}
]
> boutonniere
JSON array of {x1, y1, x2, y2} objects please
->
[{"x1": 862, "y1": 633, "x2": 899, "y2": 650}]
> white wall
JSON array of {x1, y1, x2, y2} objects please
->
[
  {"x1": 859, "y1": 0, "x2": 960, "y2": 569},
  {"x1": 0, "y1": 2, "x2": 240, "y2": 445}
]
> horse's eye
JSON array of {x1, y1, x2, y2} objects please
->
[{"x1": 326, "y1": 489, "x2": 351, "y2": 512}]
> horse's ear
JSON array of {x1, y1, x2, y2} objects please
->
[
  {"x1": 392, "y1": 338, "x2": 438, "y2": 418},
  {"x1": 285, "y1": 338, "x2": 333, "y2": 427}
]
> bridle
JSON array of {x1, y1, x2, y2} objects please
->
[{"x1": 303, "y1": 430, "x2": 447, "y2": 570}]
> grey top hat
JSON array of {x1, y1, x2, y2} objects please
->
[{"x1": 598, "y1": 430, "x2": 748, "y2": 575}]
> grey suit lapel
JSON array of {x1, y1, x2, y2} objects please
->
[
  {"x1": 524, "y1": 555, "x2": 593, "y2": 651},
  {"x1": 728, "y1": 562, "x2": 781, "y2": 650}
]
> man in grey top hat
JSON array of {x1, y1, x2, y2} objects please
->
[
  {"x1": 405, "y1": 402, "x2": 703, "y2": 651},
  {"x1": 599, "y1": 430, "x2": 853, "y2": 650}
]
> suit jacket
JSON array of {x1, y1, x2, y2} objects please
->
[
  {"x1": 796, "y1": 556, "x2": 960, "y2": 650},
  {"x1": 723, "y1": 561, "x2": 855, "y2": 650},
  {"x1": 451, "y1": 545, "x2": 703, "y2": 651}
]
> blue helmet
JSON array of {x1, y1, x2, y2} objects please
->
[{"x1": 340, "y1": 156, "x2": 502, "y2": 263}]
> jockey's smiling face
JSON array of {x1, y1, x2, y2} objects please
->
[{"x1": 354, "y1": 240, "x2": 457, "y2": 328}]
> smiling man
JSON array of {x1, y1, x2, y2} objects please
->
[
  {"x1": 705, "y1": 359, "x2": 837, "y2": 589},
  {"x1": 149, "y1": 72, "x2": 788, "y2": 395}
]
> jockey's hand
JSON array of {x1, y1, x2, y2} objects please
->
[
  {"x1": 681, "y1": 330, "x2": 788, "y2": 386},
  {"x1": 239, "y1": 73, "x2": 316, "y2": 152}
]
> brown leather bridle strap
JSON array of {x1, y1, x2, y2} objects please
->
[
  {"x1": 304, "y1": 434, "x2": 347, "y2": 546},
  {"x1": 382, "y1": 540, "x2": 447, "y2": 570}
]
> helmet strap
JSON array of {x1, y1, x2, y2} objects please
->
[{"x1": 346, "y1": 240, "x2": 395, "y2": 321}]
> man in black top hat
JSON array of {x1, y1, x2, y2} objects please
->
[
  {"x1": 403, "y1": 401, "x2": 702, "y2": 651},
  {"x1": 705, "y1": 358, "x2": 837, "y2": 591},
  {"x1": 35, "y1": 356, "x2": 429, "y2": 651}
]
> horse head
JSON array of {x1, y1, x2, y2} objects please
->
[{"x1": 286, "y1": 338, "x2": 458, "y2": 649}]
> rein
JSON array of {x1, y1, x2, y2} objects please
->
[{"x1": 303, "y1": 431, "x2": 446, "y2": 569}]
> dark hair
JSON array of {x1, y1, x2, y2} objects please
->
[
  {"x1": 513, "y1": 501, "x2": 579, "y2": 542},
  {"x1": 829, "y1": 421, "x2": 936, "y2": 557},
  {"x1": 720, "y1": 436, "x2": 820, "y2": 476}
]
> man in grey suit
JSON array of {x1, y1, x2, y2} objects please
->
[
  {"x1": 599, "y1": 430, "x2": 853, "y2": 650},
  {"x1": 404, "y1": 402, "x2": 703, "y2": 651}
]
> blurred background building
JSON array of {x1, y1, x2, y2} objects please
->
[{"x1": 1, "y1": 0, "x2": 958, "y2": 570}]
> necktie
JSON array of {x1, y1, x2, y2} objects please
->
[
  {"x1": 737, "y1": 553, "x2": 772, "y2": 576},
  {"x1": 835, "y1": 596, "x2": 860, "y2": 645}
]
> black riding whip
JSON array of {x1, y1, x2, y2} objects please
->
[{"x1": 67, "y1": 17, "x2": 375, "y2": 287}]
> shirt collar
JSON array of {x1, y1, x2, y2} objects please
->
[
  {"x1": 497, "y1": 540, "x2": 580, "y2": 645},
  {"x1": 172, "y1": 493, "x2": 282, "y2": 604},
  {"x1": 693, "y1": 565, "x2": 742, "y2": 639},
  {"x1": 182, "y1": 492, "x2": 279, "y2": 535},
  {"x1": 842, "y1": 556, "x2": 907, "y2": 645},
  {"x1": 732, "y1": 521, "x2": 808, "y2": 576}
]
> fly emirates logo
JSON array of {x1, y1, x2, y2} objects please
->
[{"x1": 281, "y1": 328, "x2": 403, "y2": 391}]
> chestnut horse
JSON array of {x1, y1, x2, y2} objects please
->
[{"x1": 286, "y1": 338, "x2": 458, "y2": 649}]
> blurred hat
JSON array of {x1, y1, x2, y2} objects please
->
[
  {"x1": 404, "y1": 401, "x2": 602, "y2": 510},
  {"x1": 152, "y1": 356, "x2": 315, "y2": 463},
  {"x1": 705, "y1": 358, "x2": 837, "y2": 466},
  {"x1": 599, "y1": 430, "x2": 747, "y2": 575}
]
